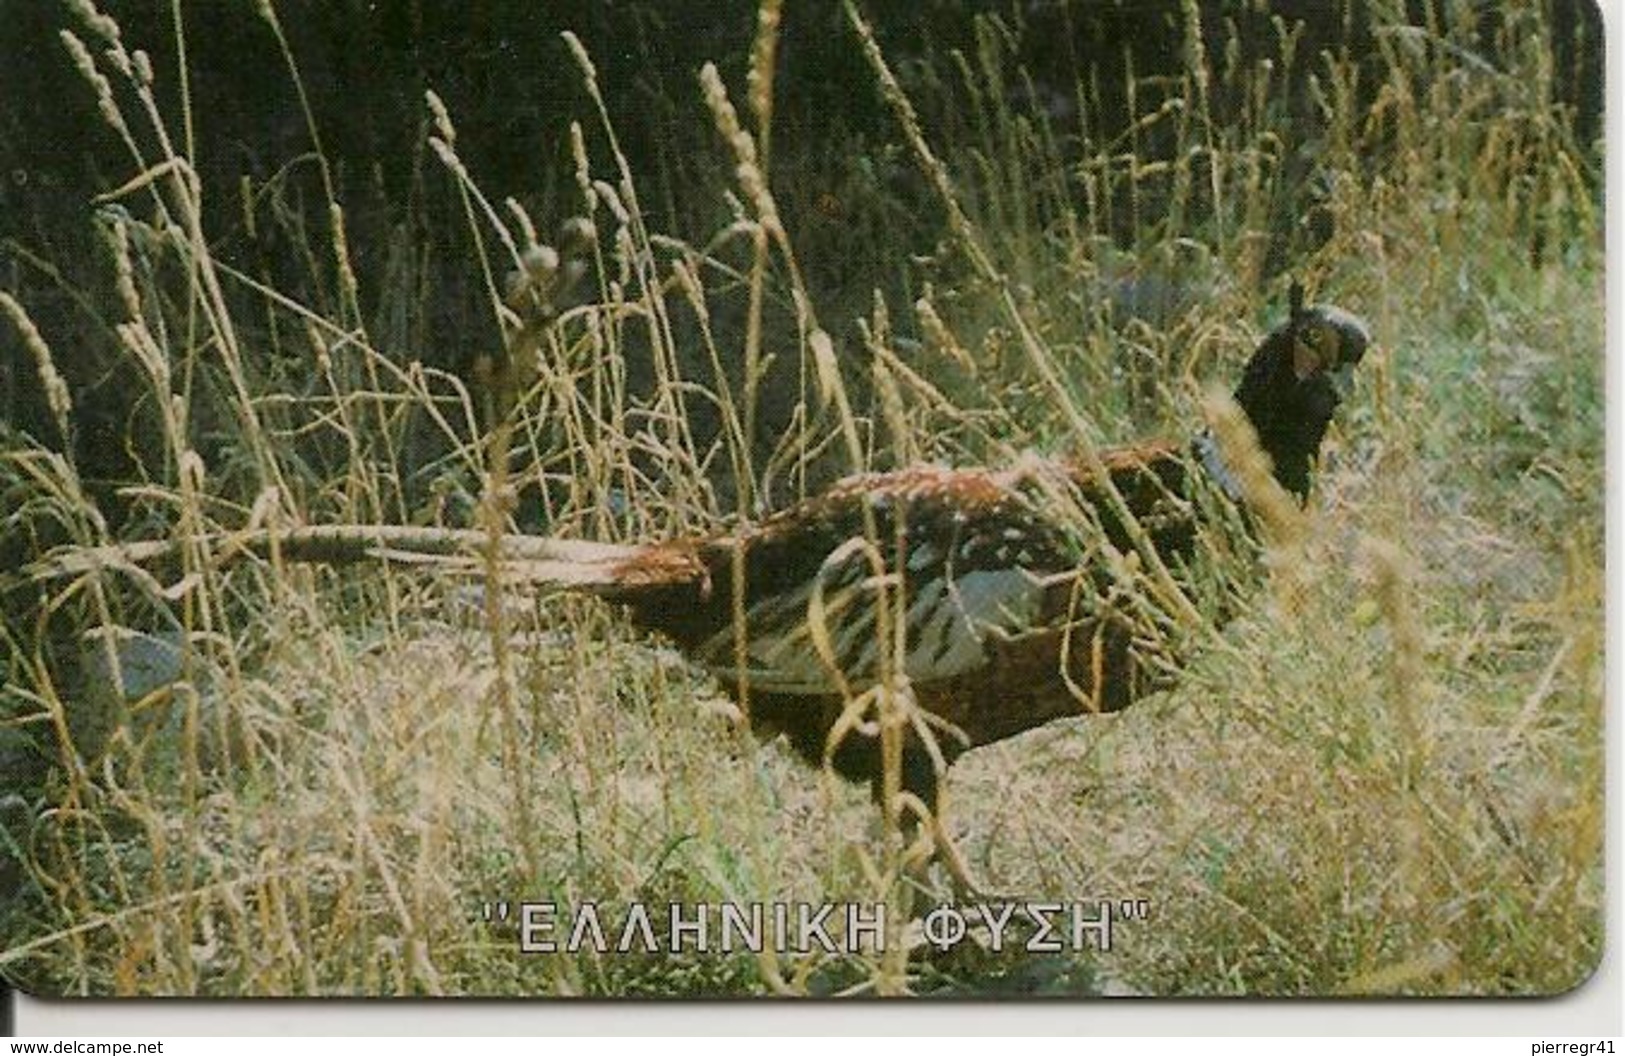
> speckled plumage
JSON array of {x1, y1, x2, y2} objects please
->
[{"x1": 602, "y1": 448, "x2": 1189, "y2": 771}]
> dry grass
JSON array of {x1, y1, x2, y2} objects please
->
[{"x1": 0, "y1": 0, "x2": 1601, "y2": 996}]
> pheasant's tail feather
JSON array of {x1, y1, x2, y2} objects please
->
[
  {"x1": 371, "y1": 537, "x2": 663, "y2": 593},
  {"x1": 486, "y1": 557, "x2": 624, "y2": 589},
  {"x1": 11, "y1": 525, "x2": 679, "y2": 596},
  {"x1": 484, "y1": 539, "x2": 679, "y2": 593}
]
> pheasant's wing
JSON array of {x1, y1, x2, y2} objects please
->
[{"x1": 689, "y1": 465, "x2": 1083, "y2": 695}]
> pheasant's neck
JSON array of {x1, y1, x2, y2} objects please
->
[
  {"x1": 1192, "y1": 417, "x2": 1323, "y2": 506},
  {"x1": 1231, "y1": 343, "x2": 1335, "y2": 503}
]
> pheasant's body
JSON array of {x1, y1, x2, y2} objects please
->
[{"x1": 599, "y1": 445, "x2": 1194, "y2": 785}]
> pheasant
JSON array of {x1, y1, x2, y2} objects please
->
[{"x1": 507, "y1": 286, "x2": 1371, "y2": 890}]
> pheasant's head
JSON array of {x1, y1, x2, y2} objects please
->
[{"x1": 1231, "y1": 283, "x2": 1371, "y2": 501}]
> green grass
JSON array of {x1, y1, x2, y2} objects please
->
[{"x1": 0, "y1": 0, "x2": 1602, "y2": 997}]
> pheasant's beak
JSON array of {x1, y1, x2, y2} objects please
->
[{"x1": 1320, "y1": 307, "x2": 1371, "y2": 398}]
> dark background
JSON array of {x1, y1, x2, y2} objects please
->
[{"x1": 0, "y1": 0, "x2": 1603, "y2": 526}]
